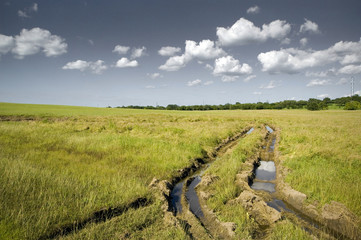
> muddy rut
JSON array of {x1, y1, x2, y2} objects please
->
[{"x1": 152, "y1": 125, "x2": 360, "y2": 240}]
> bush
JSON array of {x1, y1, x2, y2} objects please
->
[{"x1": 344, "y1": 101, "x2": 361, "y2": 110}]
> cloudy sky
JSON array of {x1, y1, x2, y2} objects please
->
[{"x1": 1, "y1": 0, "x2": 361, "y2": 107}]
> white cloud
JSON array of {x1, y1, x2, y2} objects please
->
[
  {"x1": 88, "y1": 39, "x2": 94, "y2": 45},
  {"x1": 0, "y1": 34, "x2": 15, "y2": 55},
  {"x1": 18, "y1": 10, "x2": 29, "y2": 18},
  {"x1": 115, "y1": 57, "x2": 138, "y2": 68},
  {"x1": 158, "y1": 46, "x2": 181, "y2": 56},
  {"x1": 89, "y1": 60, "x2": 107, "y2": 74},
  {"x1": 340, "y1": 54, "x2": 361, "y2": 65},
  {"x1": 244, "y1": 75, "x2": 256, "y2": 82},
  {"x1": 221, "y1": 76, "x2": 239, "y2": 82},
  {"x1": 159, "y1": 54, "x2": 190, "y2": 71},
  {"x1": 131, "y1": 46, "x2": 146, "y2": 59},
  {"x1": 306, "y1": 79, "x2": 331, "y2": 87},
  {"x1": 18, "y1": 3, "x2": 38, "y2": 18},
  {"x1": 185, "y1": 39, "x2": 225, "y2": 59},
  {"x1": 10, "y1": 28, "x2": 67, "y2": 59},
  {"x1": 338, "y1": 64, "x2": 361, "y2": 75},
  {"x1": 281, "y1": 38, "x2": 291, "y2": 45},
  {"x1": 253, "y1": 91, "x2": 262, "y2": 95},
  {"x1": 300, "y1": 38, "x2": 308, "y2": 47},
  {"x1": 62, "y1": 60, "x2": 107, "y2": 74},
  {"x1": 159, "y1": 39, "x2": 224, "y2": 71},
  {"x1": 305, "y1": 68, "x2": 336, "y2": 78},
  {"x1": 112, "y1": 45, "x2": 130, "y2": 54},
  {"x1": 300, "y1": 19, "x2": 319, "y2": 34},
  {"x1": 145, "y1": 85, "x2": 155, "y2": 89},
  {"x1": 31, "y1": 3, "x2": 38, "y2": 12},
  {"x1": 216, "y1": 18, "x2": 291, "y2": 46},
  {"x1": 258, "y1": 38, "x2": 361, "y2": 74},
  {"x1": 63, "y1": 60, "x2": 89, "y2": 71},
  {"x1": 260, "y1": 80, "x2": 276, "y2": 89},
  {"x1": 204, "y1": 80, "x2": 214, "y2": 85},
  {"x1": 317, "y1": 94, "x2": 329, "y2": 99},
  {"x1": 205, "y1": 64, "x2": 213, "y2": 70},
  {"x1": 187, "y1": 79, "x2": 202, "y2": 87},
  {"x1": 147, "y1": 72, "x2": 162, "y2": 79},
  {"x1": 247, "y1": 5, "x2": 260, "y2": 14},
  {"x1": 213, "y1": 56, "x2": 252, "y2": 76}
]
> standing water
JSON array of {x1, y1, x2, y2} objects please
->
[{"x1": 170, "y1": 127, "x2": 255, "y2": 217}]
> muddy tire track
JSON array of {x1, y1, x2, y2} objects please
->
[
  {"x1": 38, "y1": 197, "x2": 151, "y2": 240},
  {"x1": 149, "y1": 127, "x2": 253, "y2": 239}
]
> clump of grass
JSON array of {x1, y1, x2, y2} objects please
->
[{"x1": 269, "y1": 220, "x2": 313, "y2": 240}]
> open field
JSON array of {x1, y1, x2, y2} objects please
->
[{"x1": 0, "y1": 102, "x2": 360, "y2": 239}]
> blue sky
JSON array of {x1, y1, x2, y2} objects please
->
[{"x1": 1, "y1": 0, "x2": 361, "y2": 107}]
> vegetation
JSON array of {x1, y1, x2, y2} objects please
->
[
  {"x1": 118, "y1": 95, "x2": 361, "y2": 111},
  {"x1": 344, "y1": 101, "x2": 361, "y2": 110},
  {"x1": 0, "y1": 102, "x2": 360, "y2": 239}
]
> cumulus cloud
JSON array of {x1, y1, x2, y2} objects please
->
[
  {"x1": 187, "y1": 79, "x2": 202, "y2": 87},
  {"x1": 300, "y1": 19, "x2": 319, "y2": 34},
  {"x1": 258, "y1": 38, "x2": 361, "y2": 74},
  {"x1": 338, "y1": 64, "x2": 361, "y2": 75},
  {"x1": 147, "y1": 72, "x2": 162, "y2": 79},
  {"x1": 281, "y1": 38, "x2": 291, "y2": 45},
  {"x1": 159, "y1": 54, "x2": 190, "y2": 71},
  {"x1": 131, "y1": 46, "x2": 146, "y2": 59},
  {"x1": 260, "y1": 80, "x2": 276, "y2": 89},
  {"x1": 247, "y1": 5, "x2": 260, "y2": 14},
  {"x1": 158, "y1": 46, "x2": 181, "y2": 56},
  {"x1": 0, "y1": 35, "x2": 15, "y2": 55},
  {"x1": 18, "y1": 3, "x2": 38, "y2": 18},
  {"x1": 213, "y1": 55, "x2": 252, "y2": 76},
  {"x1": 159, "y1": 39, "x2": 224, "y2": 71},
  {"x1": 185, "y1": 39, "x2": 225, "y2": 59},
  {"x1": 5, "y1": 28, "x2": 67, "y2": 59},
  {"x1": 145, "y1": 85, "x2": 155, "y2": 89},
  {"x1": 306, "y1": 79, "x2": 331, "y2": 87},
  {"x1": 216, "y1": 18, "x2": 291, "y2": 46},
  {"x1": 253, "y1": 91, "x2": 262, "y2": 95},
  {"x1": 300, "y1": 38, "x2": 308, "y2": 47},
  {"x1": 115, "y1": 57, "x2": 138, "y2": 68},
  {"x1": 62, "y1": 60, "x2": 107, "y2": 74},
  {"x1": 112, "y1": 45, "x2": 130, "y2": 54}
]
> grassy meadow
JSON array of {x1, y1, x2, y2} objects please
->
[{"x1": 0, "y1": 102, "x2": 360, "y2": 239}]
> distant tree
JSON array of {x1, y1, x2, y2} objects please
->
[
  {"x1": 344, "y1": 101, "x2": 361, "y2": 110},
  {"x1": 306, "y1": 98, "x2": 322, "y2": 111}
]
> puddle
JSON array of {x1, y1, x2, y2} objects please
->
[
  {"x1": 170, "y1": 182, "x2": 184, "y2": 214},
  {"x1": 255, "y1": 161, "x2": 276, "y2": 181},
  {"x1": 267, "y1": 199, "x2": 292, "y2": 213},
  {"x1": 185, "y1": 176, "x2": 204, "y2": 218},
  {"x1": 246, "y1": 127, "x2": 254, "y2": 134},
  {"x1": 265, "y1": 125, "x2": 274, "y2": 133},
  {"x1": 269, "y1": 137, "x2": 276, "y2": 152},
  {"x1": 251, "y1": 182, "x2": 276, "y2": 193}
]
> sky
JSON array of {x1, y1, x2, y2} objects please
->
[{"x1": 1, "y1": 0, "x2": 361, "y2": 107}]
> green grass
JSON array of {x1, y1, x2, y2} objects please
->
[{"x1": 0, "y1": 103, "x2": 360, "y2": 239}]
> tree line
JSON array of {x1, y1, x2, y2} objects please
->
[{"x1": 112, "y1": 95, "x2": 361, "y2": 111}]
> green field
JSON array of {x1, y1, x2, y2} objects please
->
[{"x1": 0, "y1": 102, "x2": 360, "y2": 239}]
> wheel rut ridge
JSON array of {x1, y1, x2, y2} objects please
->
[
  {"x1": 38, "y1": 197, "x2": 151, "y2": 240},
  {"x1": 150, "y1": 127, "x2": 252, "y2": 239}
]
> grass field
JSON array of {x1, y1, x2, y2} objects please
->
[{"x1": 0, "y1": 102, "x2": 360, "y2": 239}]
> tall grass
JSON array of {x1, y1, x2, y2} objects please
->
[{"x1": 0, "y1": 103, "x2": 360, "y2": 238}]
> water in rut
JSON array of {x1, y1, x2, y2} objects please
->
[{"x1": 170, "y1": 127, "x2": 255, "y2": 217}]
